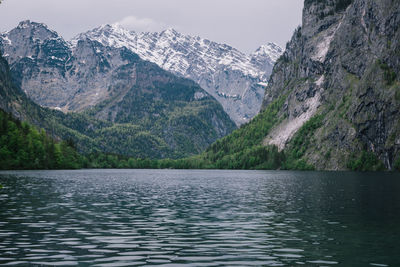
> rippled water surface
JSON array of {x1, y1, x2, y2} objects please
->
[{"x1": 0, "y1": 169, "x2": 400, "y2": 266}]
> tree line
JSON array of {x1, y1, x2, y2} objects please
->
[{"x1": 1, "y1": 107, "x2": 397, "y2": 171}]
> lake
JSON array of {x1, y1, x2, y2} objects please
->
[{"x1": 0, "y1": 169, "x2": 399, "y2": 266}]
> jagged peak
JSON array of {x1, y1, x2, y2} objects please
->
[
  {"x1": 99, "y1": 23, "x2": 115, "y2": 30},
  {"x1": 99, "y1": 23, "x2": 134, "y2": 34},
  {"x1": 78, "y1": 23, "x2": 129, "y2": 37},
  {"x1": 7, "y1": 20, "x2": 65, "y2": 44},
  {"x1": 17, "y1": 20, "x2": 37, "y2": 28},
  {"x1": 65, "y1": 21, "x2": 284, "y2": 81},
  {"x1": 253, "y1": 43, "x2": 282, "y2": 54},
  {"x1": 13, "y1": 20, "x2": 60, "y2": 38},
  {"x1": 17, "y1": 20, "x2": 31, "y2": 28},
  {"x1": 160, "y1": 28, "x2": 179, "y2": 36},
  {"x1": 71, "y1": 22, "x2": 136, "y2": 47},
  {"x1": 252, "y1": 43, "x2": 284, "y2": 62},
  {"x1": 17, "y1": 20, "x2": 51, "y2": 32}
]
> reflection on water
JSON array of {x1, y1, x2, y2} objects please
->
[{"x1": 0, "y1": 169, "x2": 399, "y2": 266}]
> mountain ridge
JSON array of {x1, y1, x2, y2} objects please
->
[
  {"x1": 1, "y1": 20, "x2": 282, "y2": 125},
  {"x1": 71, "y1": 23, "x2": 283, "y2": 125}
]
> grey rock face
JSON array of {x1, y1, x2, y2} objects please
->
[
  {"x1": 1, "y1": 21, "x2": 72, "y2": 108},
  {"x1": 73, "y1": 25, "x2": 283, "y2": 125},
  {"x1": 262, "y1": 0, "x2": 400, "y2": 170}
]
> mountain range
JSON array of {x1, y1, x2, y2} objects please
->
[{"x1": 1, "y1": 21, "x2": 282, "y2": 126}]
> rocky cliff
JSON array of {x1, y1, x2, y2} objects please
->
[
  {"x1": 201, "y1": 0, "x2": 400, "y2": 171},
  {"x1": 262, "y1": 0, "x2": 400, "y2": 170}
]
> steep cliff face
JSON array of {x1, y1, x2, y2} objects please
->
[
  {"x1": 0, "y1": 21, "x2": 142, "y2": 112},
  {"x1": 262, "y1": 0, "x2": 400, "y2": 170},
  {"x1": 0, "y1": 21, "x2": 72, "y2": 108},
  {"x1": 0, "y1": 50, "x2": 103, "y2": 153}
]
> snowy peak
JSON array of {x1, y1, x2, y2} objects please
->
[
  {"x1": 71, "y1": 23, "x2": 136, "y2": 49},
  {"x1": 1, "y1": 20, "x2": 70, "y2": 64},
  {"x1": 252, "y1": 43, "x2": 283, "y2": 63},
  {"x1": 16, "y1": 20, "x2": 48, "y2": 31},
  {"x1": 2, "y1": 20, "x2": 67, "y2": 49},
  {"x1": 160, "y1": 28, "x2": 180, "y2": 37},
  {"x1": 249, "y1": 43, "x2": 283, "y2": 81},
  {"x1": 75, "y1": 24, "x2": 281, "y2": 79}
]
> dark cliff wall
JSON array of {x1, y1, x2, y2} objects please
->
[{"x1": 261, "y1": 0, "x2": 400, "y2": 170}]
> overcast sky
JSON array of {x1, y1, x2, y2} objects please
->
[{"x1": 0, "y1": 0, "x2": 303, "y2": 53}]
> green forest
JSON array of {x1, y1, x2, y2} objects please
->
[{"x1": 0, "y1": 109, "x2": 83, "y2": 170}]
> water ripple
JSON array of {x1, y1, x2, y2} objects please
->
[{"x1": 0, "y1": 169, "x2": 399, "y2": 266}]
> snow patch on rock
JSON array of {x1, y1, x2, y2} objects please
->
[
  {"x1": 1, "y1": 34, "x2": 12, "y2": 45},
  {"x1": 258, "y1": 82, "x2": 269, "y2": 87}
]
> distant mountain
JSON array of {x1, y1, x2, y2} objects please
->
[
  {"x1": 0, "y1": 21, "x2": 236, "y2": 158},
  {"x1": 73, "y1": 24, "x2": 283, "y2": 125},
  {"x1": 0, "y1": 21, "x2": 282, "y2": 125}
]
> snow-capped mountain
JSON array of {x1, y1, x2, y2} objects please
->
[
  {"x1": 0, "y1": 21, "x2": 282, "y2": 125},
  {"x1": 0, "y1": 21, "x2": 237, "y2": 157},
  {"x1": 73, "y1": 24, "x2": 283, "y2": 125},
  {"x1": 0, "y1": 21, "x2": 74, "y2": 108}
]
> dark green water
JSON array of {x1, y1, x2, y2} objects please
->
[{"x1": 0, "y1": 169, "x2": 399, "y2": 266}]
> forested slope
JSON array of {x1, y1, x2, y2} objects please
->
[{"x1": 0, "y1": 109, "x2": 82, "y2": 169}]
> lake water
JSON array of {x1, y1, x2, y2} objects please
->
[{"x1": 0, "y1": 169, "x2": 399, "y2": 266}]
